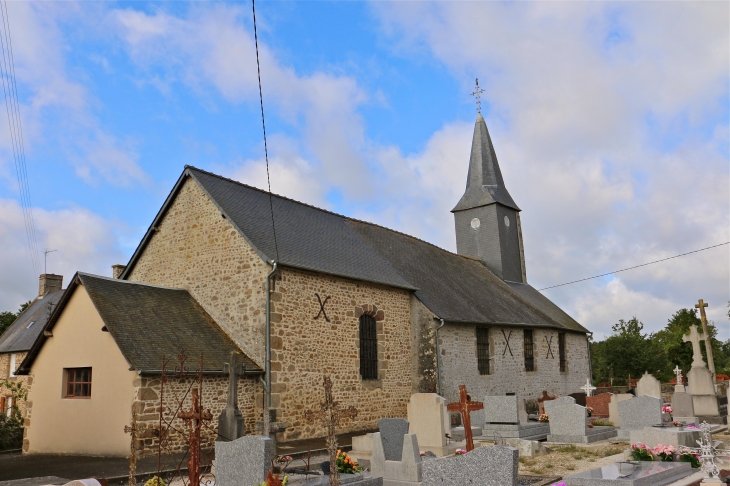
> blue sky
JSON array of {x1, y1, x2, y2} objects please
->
[{"x1": 0, "y1": 1, "x2": 728, "y2": 339}]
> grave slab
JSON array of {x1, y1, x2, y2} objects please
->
[
  {"x1": 616, "y1": 395, "x2": 662, "y2": 440},
  {"x1": 214, "y1": 435, "x2": 274, "y2": 486},
  {"x1": 628, "y1": 426, "x2": 701, "y2": 448},
  {"x1": 303, "y1": 474, "x2": 384, "y2": 486},
  {"x1": 378, "y1": 419, "x2": 410, "y2": 462},
  {"x1": 561, "y1": 461, "x2": 693, "y2": 485},
  {"x1": 349, "y1": 433, "x2": 376, "y2": 466},
  {"x1": 421, "y1": 446, "x2": 518, "y2": 486},
  {"x1": 370, "y1": 431, "x2": 422, "y2": 486},
  {"x1": 478, "y1": 422, "x2": 549, "y2": 441},
  {"x1": 547, "y1": 404, "x2": 616, "y2": 443}
]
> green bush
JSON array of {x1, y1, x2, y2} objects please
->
[{"x1": 0, "y1": 415, "x2": 23, "y2": 451}]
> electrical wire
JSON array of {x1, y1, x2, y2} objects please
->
[
  {"x1": 0, "y1": 1, "x2": 40, "y2": 277},
  {"x1": 538, "y1": 241, "x2": 730, "y2": 291},
  {"x1": 252, "y1": 0, "x2": 279, "y2": 263}
]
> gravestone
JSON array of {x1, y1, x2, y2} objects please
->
[
  {"x1": 562, "y1": 461, "x2": 693, "y2": 485},
  {"x1": 215, "y1": 435, "x2": 274, "y2": 486},
  {"x1": 671, "y1": 391, "x2": 696, "y2": 425},
  {"x1": 616, "y1": 395, "x2": 662, "y2": 440},
  {"x1": 543, "y1": 396, "x2": 575, "y2": 416},
  {"x1": 370, "y1": 431, "x2": 422, "y2": 485},
  {"x1": 378, "y1": 419, "x2": 410, "y2": 462},
  {"x1": 349, "y1": 433, "x2": 376, "y2": 466},
  {"x1": 568, "y1": 392, "x2": 587, "y2": 407},
  {"x1": 608, "y1": 393, "x2": 632, "y2": 427},
  {"x1": 547, "y1": 404, "x2": 617, "y2": 443},
  {"x1": 406, "y1": 394, "x2": 453, "y2": 456},
  {"x1": 636, "y1": 372, "x2": 662, "y2": 399},
  {"x1": 481, "y1": 395, "x2": 549, "y2": 440},
  {"x1": 218, "y1": 352, "x2": 246, "y2": 441},
  {"x1": 586, "y1": 393, "x2": 612, "y2": 419},
  {"x1": 421, "y1": 446, "x2": 518, "y2": 486}
]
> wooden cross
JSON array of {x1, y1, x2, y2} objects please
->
[
  {"x1": 683, "y1": 324, "x2": 707, "y2": 369},
  {"x1": 304, "y1": 376, "x2": 358, "y2": 486},
  {"x1": 123, "y1": 411, "x2": 139, "y2": 486},
  {"x1": 446, "y1": 385, "x2": 484, "y2": 452},
  {"x1": 178, "y1": 388, "x2": 213, "y2": 486},
  {"x1": 314, "y1": 293, "x2": 331, "y2": 322},
  {"x1": 580, "y1": 378, "x2": 596, "y2": 397},
  {"x1": 696, "y1": 299, "x2": 716, "y2": 379}
]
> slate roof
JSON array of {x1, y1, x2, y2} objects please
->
[
  {"x1": 122, "y1": 167, "x2": 587, "y2": 333},
  {"x1": 0, "y1": 290, "x2": 64, "y2": 354},
  {"x1": 18, "y1": 273, "x2": 261, "y2": 375}
]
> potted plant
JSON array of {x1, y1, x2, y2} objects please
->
[
  {"x1": 652, "y1": 444, "x2": 676, "y2": 462},
  {"x1": 629, "y1": 443, "x2": 653, "y2": 461}
]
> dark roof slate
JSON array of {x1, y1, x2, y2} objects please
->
[
  {"x1": 0, "y1": 290, "x2": 64, "y2": 353},
  {"x1": 179, "y1": 167, "x2": 586, "y2": 333},
  {"x1": 18, "y1": 273, "x2": 261, "y2": 375}
]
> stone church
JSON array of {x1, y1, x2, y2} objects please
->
[{"x1": 18, "y1": 113, "x2": 590, "y2": 456}]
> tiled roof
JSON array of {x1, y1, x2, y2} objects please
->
[
  {"x1": 0, "y1": 290, "x2": 64, "y2": 353},
  {"x1": 18, "y1": 273, "x2": 261, "y2": 375},
  {"x1": 121, "y1": 166, "x2": 587, "y2": 333}
]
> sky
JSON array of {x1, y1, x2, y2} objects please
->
[{"x1": 0, "y1": 1, "x2": 727, "y2": 340}]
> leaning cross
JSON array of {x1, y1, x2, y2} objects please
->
[
  {"x1": 683, "y1": 324, "x2": 707, "y2": 369},
  {"x1": 178, "y1": 388, "x2": 213, "y2": 486},
  {"x1": 580, "y1": 378, "x2": 596, "y2": 397},
  {"x1": 305, "y1": 376, "x2": 358, "y2": 486},
  {"x1": 696, "y1": 299, "x2": 716, "y2": 380},
  {"x1": 123, "y1": 411, "x2": 139, "y2": 486},
  {"x1": 218, "y1": 352, "x2": 245, "y2": 441},
  {"x1": 447, "y1": 385, "x2": 484, "y2": 452}
]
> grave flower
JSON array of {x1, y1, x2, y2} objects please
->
[
  {"x1": 662, "y1": 405, "x2": 673, "y2": 414},
  {"x1": 629, "y1": 443, "x2": 653, "y2": 461},
  {"x1": 685, "y1": 424, "x2": 699, "y2": 430},
  {"x1": 672, "y1": 420, "x2": 683, "y2": 427},
  {"x1": 419, "y1": 451, "x2": 427, "y2": 457},
  {"x1": 586, "y1": 406, "x2": 593, "y2": 417},
  {"x1": 652, "y1": 444, "x2": 676, "y2": 461},
  {"x1": 454, "y1": 448, "x2": 467, "y2": 456},
  {"x1": 678, "y1": 450, "x2": 701, "y2": 468},
  {"x1": 539, "y1": 413, "x2": 549, "y2": 423},
  {"x1": 336, "y1": 450, "x2": 363, "y2": 474}
]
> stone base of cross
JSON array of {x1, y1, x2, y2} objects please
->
[{"x1": 446, "y1": 385, "x2": 483, "y2": 452}]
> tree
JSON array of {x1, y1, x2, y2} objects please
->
[
  {"x1": 0, "y1": 312, "x2": 16, "y2": 337},
  {"x1": 591, "y1": 317, "x2": 669, "y2": 385}
]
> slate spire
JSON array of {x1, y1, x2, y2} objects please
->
[{"x1": 452, "y1": 113, "x2": 519, "y2": 212}]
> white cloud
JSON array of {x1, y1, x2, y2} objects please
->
[{"x1": 0, "y1": 198, "x2": 126, "y2": 311}]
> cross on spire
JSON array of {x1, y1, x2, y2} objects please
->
[{"x1": 471, "y1": 78, "x2": 485, "y2": 114}]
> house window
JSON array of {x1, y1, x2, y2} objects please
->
[
  {"x1": 64, "y1": 368, "x2": 92, "y2": 398},
  {"x1": 359, "y1": 315, "x2": 378, "y2": 380},
  {"x1": 558, "y1": 332, "x2": 567, "y2": 372},
  {"x1": 8, "y1": 354, "x2": 16, "y2": 378},
  {"x1": 523, "y1": 330, "x2": 535, "y2": 372},
  {"x1": 476, "y1": 327, "x2": 490, "y2": 375}
]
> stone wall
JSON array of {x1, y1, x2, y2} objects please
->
[
  {"x1": 133, "y1": 374, "x2": 258, "y2": 456},
  {"x1": 0, "y1": 352, "x2": 29, "y2": 419},
  {"x1": 270, "y1": 267, "x2": 413, "y2": 442},
  {"x1": 410, "y1": 297, "x2": 438, "y2": 394},
  {"x1": 438, "y1": 324, "x2": 590, "y2": 420},
  {"x1": 127, "y1": 176, "x2": 270, "y2": 367}
]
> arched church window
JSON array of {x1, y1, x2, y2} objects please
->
[{"x1": 359, "y1": 314, "x2": 378, "y2": 380}]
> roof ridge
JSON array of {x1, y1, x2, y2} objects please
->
[
  {"x1": 185, "y1": 165, "x2": 480, "y2": 263},
  {"x1": 78, "y1": 272, "x2": 188, "y2": 292}
]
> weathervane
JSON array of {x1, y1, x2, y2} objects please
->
[{"x1": 471, "y1": 78, "x2": 485, "y2": 113}]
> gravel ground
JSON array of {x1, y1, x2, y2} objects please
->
[{"x1": 518, "y1": 442, "x2": 629, "y2": 478}]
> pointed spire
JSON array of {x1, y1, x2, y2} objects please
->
[{"x1": 452, "y1": 113, "x2": 519, "y2": 212}]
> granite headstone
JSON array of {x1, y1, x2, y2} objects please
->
[
  {"x1": 378, "y1": 418, "x2": 410, "y2": 462},
  {"x1": 543, "y1": 396, "x2": 576, "y2": 416},
  {"x1": 421, "y1": 446, "x2": 518, "y2": 486},
  {"x1": 617, "y1": 395, "x2": 662, "y2": 440},
  {"x1": 215, "y1": 435, "x2": 274, "y2": 486},
  {"x1": 483, "y1": 395, "x2": 520, "y2": 424}
]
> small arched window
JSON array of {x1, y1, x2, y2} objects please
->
[{"x1": 359, "y1": 314, "x2": 378, "y2": 380}]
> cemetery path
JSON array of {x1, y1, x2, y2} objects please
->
[{"x1": 0, "y1": 451, "x2": 187, "y2": 483}]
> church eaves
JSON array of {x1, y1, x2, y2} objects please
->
[{"x1": 451, "y1": 113, "x2": 519, "y2": 213}]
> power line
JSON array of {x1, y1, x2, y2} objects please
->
[
  {"x1": 538, "y1": 242, "x2": 730, "y2": 291},
  {"x1": 251, "y1": 0, "x2": 279, "y2": 263},
  {"x1": 0, "y1": 1, "x2": 40, "y2": 276}
]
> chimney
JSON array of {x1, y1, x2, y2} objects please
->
[
  {"x1": 39, "y1": 274, "x2": 63, "y2": 298},
  {"x1": 112, "y1": 265, "x2": 127, "y2": 279}
]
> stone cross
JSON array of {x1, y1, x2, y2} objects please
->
[
  {"x1": 123, "y1": 410, "x2": 139, "y2": 486},
  {"x1": 674, "y1": 365, "x2": 683, "y2": 384},
  {"x1": 446, "y1": 385, "x2": 484, "y2": 452},
  {"x1": 580, "y1": 378, "x2": 596, "y2": 397},
  {"x1": 696, "y1": 299, "x2": 716, "y2": 380},
  {"x1": 304, "y1": 376, "x2": 358, "y2": 486},
  {"x1": 683, "y1": 324, "x2": 707, "y2": 369},
  {"x1": 218, "y1": 352, "x2": 246, "y2": 441},
  {"x1": 178, "y1": 388, "x2": 213, "y2": 486},
  {"x1": 471, "y1": 78, "x2": 486, "y2": 114}
]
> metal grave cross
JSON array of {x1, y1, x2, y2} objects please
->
[
  {"x1": 446, "y1": 385, "x2": 484, "y2": 452},
  {"x1": 682, "y1": 324, "x2": 707, "y2": 368},
  {"x1": 673, "y1": 365, "x2": 684, "y2": 385},
  {"x1": 305, "y1": 375, "x2": 358, "y2": 486},
  {"x1": 178, "y1": 388, "x2": 213, "y2": 486},
  {"x1": 123, "y1": 411, "x2": 139, "y2": 486},
  {"x1": 471, "y1": 78, "x2": 486, "y2": 114},
  {"x1": 580, "y1": 378, "x2": 596, "y2": 397},
  {"x1": 314, "y1": 293, "x2": 331, "y2": 322}
]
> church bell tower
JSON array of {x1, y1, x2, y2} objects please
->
[{"x1": 452, "y1": 110, "x2": 526, "y2": 283}]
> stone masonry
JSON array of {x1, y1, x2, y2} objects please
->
[{"x1": 0, "y1": 351, "x2": 29, "y2": 419}]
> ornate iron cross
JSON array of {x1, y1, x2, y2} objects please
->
[
  {"x1": 447, "y1": 385, "x2": 484, "y2": 452},
  {"x1": 305, "y1": 376, "x2": 358, "y2": 486},
  {"x1": 544, "y1": 335, "x2": 555, "y2": 359},
  {"x1": 501, "y1": 330, "x2": 513, "y2": 357},
  {"x1": 471, "y1": 78, "x2": 485, "y2": 114},
  {"x1": 177, "y1": 388, "x2": 213, "y2": 486},
  {"x1": 314, "y1": 293, "x2": 331, "y2": 322}
]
